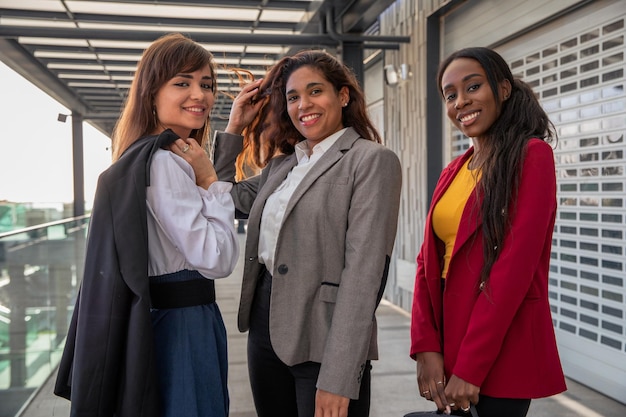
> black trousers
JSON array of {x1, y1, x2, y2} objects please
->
[{"x1": 247, "y1": 270, "x2": 371, "y2": 417}]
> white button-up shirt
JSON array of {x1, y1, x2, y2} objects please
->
[{"x1": 258, "y1": 128, "x2": 346, "y2": 273}]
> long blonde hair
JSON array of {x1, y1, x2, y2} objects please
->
[{"x1": 111, "y1": 33, "x2": 216, "y2": 161}]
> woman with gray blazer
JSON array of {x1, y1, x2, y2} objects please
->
[{"x1": 212, "y1": 50, "x2": 402, "y2": 417}]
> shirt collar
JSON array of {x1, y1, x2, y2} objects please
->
[{"x1": 294, "y1": 128, "x2": 347, "y2": 163}]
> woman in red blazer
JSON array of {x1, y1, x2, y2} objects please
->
[{"x1": 410, "y1": 47, "x2": 566, "y2": 417}]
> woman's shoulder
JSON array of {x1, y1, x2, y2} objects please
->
[{"x1": 525, "y1": 137, "x2": 555, "y2": 160}]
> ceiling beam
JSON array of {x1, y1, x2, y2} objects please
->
[
  {"x1": 0, "y1": 26, "x2": 338, "y2": 46},
  {"x1": 0, "y1": 38, "x2": 91, "y2": 114}
]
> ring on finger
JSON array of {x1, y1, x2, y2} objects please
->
[
  {"x1": 422, "y1": 390, "x2": 430, "y2": 395},
  {"x1": 448, "y1": 403, "x2": 456, "y2": 407},
  {"x1": 182, "y1": 144, "x2": 190, "y2": 153},
  {"x1": 461, "y1": 406, "x2": 471, "y2": 413}
]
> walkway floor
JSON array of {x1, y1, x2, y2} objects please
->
[{"x1": 18, "y1": 234, "x2": 626, "y2": 417}]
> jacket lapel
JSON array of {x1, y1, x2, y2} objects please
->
[
  {"x1": 282, "y1": 128, "x2": 359, "y2": 220},
  {"x1": 247, "y1": 153, "x2": 298, "y2": 236},
  {"x1": 448, "y1": 148, "x2": 483, "y2": 260}
]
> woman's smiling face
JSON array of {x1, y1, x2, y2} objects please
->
[
  {"x1": 440, "y1": 57, "x2": 510, "y2": 142},
  {"x1": 285, "y1": 65, "x2": 349, "y2": 147},
  {"x1": 153, "y1": 64, "x2": 215, "y2": 138}
]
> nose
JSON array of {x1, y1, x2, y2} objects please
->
[
  {"x1": 298, "y1": 96, "x2": 311, "y2": 110},
  {"x1": 190, "y1": 83, "x2": 205, "y2": 100},
  {"x1": 454, "y1": 94, "x2": 469, "y2": 110}
]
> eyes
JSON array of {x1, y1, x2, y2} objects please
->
[
  {"x1": 443, "y1": 83, "x2": 481, "y2": 102},
  {"x1": 171, "y1": 78, "x2": 214, "y2": 92},
  {"x1": 286, "y1": 87, "x2": 323, "y2": 103}
]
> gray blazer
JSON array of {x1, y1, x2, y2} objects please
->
[{"x1": 213, "y1": 127, "x2": 402, "y2": 399}]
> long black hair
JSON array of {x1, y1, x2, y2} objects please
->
[{"x1": 437, "y1": 47, "x2": 556, "y2": 289}]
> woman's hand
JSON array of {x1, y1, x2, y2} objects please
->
[
  {"x1": 444, "y1": 375, "x2": 480, "y2": 414},
  {"x1": 314, "y1": 389, "x2": 350, "y2": 417},
  {"x1": 225, "y1": 78, "x2": 265, "y2": 135},
  {"x1": 169, "y1": 138, "x2": 217, "y2": 189},
  {"x1": 415, "y1": 352, "x2": 450, "y2": 412}
]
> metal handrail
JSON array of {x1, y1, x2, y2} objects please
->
[{"x1": 0, "y1": 215, "x2": 91, "y2": 240}]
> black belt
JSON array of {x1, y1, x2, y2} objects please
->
[{"x1": 150, "y1": 278, "x2": 216, "y2": 309}]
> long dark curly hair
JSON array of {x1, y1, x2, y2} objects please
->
[
  {"x1": 244, "y1": 49, "x2": 381, "y2": 168},
  {"x1": 437, "y1": 47, "x2": 556, "y2": 289}
]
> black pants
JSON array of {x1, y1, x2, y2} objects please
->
[
  {"x1": 449, "y1": 396, "x2": 530, "y2": 417},
  {"x1": 247, "y1": 270, "x2": 371, "y2": 417}
]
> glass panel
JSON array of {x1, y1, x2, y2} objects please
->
[
  {"x1": 580, "y1": 242, "x2": 598, "y2": 251},
  {"x1": 561, "y1": 82, "x2": 578, "y2": 93},
  {"x1": 601, "y1": 244, "x2": 622, "y2": 255},
  {"x1": 561, "y1": 68, "x2": 577, "y2": 78},
  {"x1": 602, "y1": 182, "x2": 623, "y2": 191},
  {"x1": 561, "y1": 38, "x2": 578, "y2": 49},
  {"x1": 511, "y1": 58, "x2": 524, "y2": 69},
  {"x1": 600, "y1": 335, "x2": 621, "y2": 349},
  {"x1": 581, "y1": 270, "x2": 599, "y2": 281},
  {"x1": 581, "y1": 29, "x2": 600, "y2": 43},
  {"x1": 602, "y1": 36, "x2": 624, "y2": 51},
  {"x1": 603, "y1": 68, "x2": 624, "y2": 82},
  {"x1": 581, "y1": 76, "x2": 600, "y2": 88},
  {"x1": 581, "y1": 61, "x2": 599, "y2": 72},
  {"x1": 602, "y1": 213, "x2": 623, "y2": 223},
  {"x1": 543, "y1": 46, "x2": 558, "y2": 57},
  {"x1": 580, "y1": 137, "x2": 599, "y2": 147},
  {"x1": 0, "y1": 217, "x2": 89, "y2": 413},
  {"x1": 526, "y1": 52, "x2": 541, "y2": 63},
  {"x1": 602, "y1": 198, "x2": 623, "y2": 207},
  {"x1": 581, "y1": 44, "x2": 600, "y2": 57},
  {"x1": 543, "y1": 73, "x2": 558, "y2": 84},
  {"x1": 560, "y1": 53, "x2": 578, "y2": 65},
  {"x1": 603, "y1": 52, "x2": 624, "y2": 66},
  {"x1": 580, "y1": 183, "x2": 599, "y2": 191},
  {"x1": 580, "y1": 314, "x2": 599, "y2": 326},
  {"x1": 579, "y1": 328, "x2": 597, "y2": 341},
  {"x1": 603, "y1": 19, "x2": 625, "y2": 34},
  {"x1": 527, "y1": 66, "x2": 540, "y2": 76},
  {"x1": 580, "y1": 212, "x2": 599, "y2": 221}
]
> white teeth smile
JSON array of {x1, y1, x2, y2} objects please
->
[
  {"x1": 459, "y1": 111, "x2": 479, "y2": 123},
  {"x1": 301, "y1": 114, "x2": 319, "y2": 122},
  {"x1": 186, "y1": 107, "x2": 204, "y2": 112}
]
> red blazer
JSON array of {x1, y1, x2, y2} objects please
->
[{"x1": 410, "y1": 139, "x2": 566, "y2": 398}]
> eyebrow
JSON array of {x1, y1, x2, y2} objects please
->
[
  {"x1": 286, "y1": 81, "x2": 324, "y2": 96},
  {"x1": 442, "y1": 73, "x2": 482, "y2": 91},
  {"x1": 175, "y1": 73, "x2": 213, "y2": 80}
]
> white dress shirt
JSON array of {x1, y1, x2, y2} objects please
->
[
  {"x1": 146, "y1": 148, "x2": 239, "y2": 279},
  {"x1": 258, "y1": 128, "x2": 346, "y2": 273}
]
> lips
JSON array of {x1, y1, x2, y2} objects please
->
[
  {"x1": 458, "y1": 111, "x2": 479, "y2": 125},
  {"x1": 184, "y1": 106, "x2": 206, "y2": 115},
  {"x1": 299, "y1": 113, "x2": 320, "y2": 125}
]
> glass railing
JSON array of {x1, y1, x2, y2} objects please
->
[{"x1": 0, "y1": 216, "x2": 89, "y2": 417}]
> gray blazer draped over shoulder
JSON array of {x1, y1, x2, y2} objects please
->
[{"x1": 213, "y1": 127, "x2": 402, "y2": 399}]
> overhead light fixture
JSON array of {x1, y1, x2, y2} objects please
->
[{"x1": 57, "y1": 113, "x2": 69, "y2": 123}]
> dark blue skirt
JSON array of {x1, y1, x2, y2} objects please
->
[{"x1": 150, "y1": 271, "x2": 228, "y2": 417}]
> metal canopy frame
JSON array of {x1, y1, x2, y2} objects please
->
[{"x1": 0, "y1": 0, "x2": 408, "y2": 135}]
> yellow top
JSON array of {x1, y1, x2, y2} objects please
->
[{"x1": 432, "y1": 158, "x2": 480, "y2": 278}]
